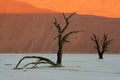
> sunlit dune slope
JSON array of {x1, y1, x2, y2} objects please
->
[
  {"x1": 0, "y1": 0, "x2": 120, "y2": 17},
  {"x1": 0, "y1": 0, "x2": 56, "y2": 13},
  {"x1": 77, "y1": 0, "x2": 120, "y2": 18},
  {"x1": 19, "y1": 0, "x2": 120, "y2": 18}
]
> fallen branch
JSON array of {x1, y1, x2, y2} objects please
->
[{"x1": 14, "y1": 56, "x2": 56, "y2": 69}]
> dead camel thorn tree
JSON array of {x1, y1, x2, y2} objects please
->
[
  {"x1": 14, "y1": 12, "x2": 81, "y2": 69},
  {"x1": 90, "y1": 33, "x2": 112, "y2": 59},
  {"x1": 54, "y1": 12, "x2": 83, "y2": 66}
]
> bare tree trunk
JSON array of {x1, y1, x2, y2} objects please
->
[
  {"x1": 56, "y1": 49, "x2": 63, "y2": 66},
  {"x1": 98, "y1": 53, "x2": 103, "y2": 59},
  {"x1": 56, "y1": 42, "x2": 63, "y2": 66},
  {"x1": 56, "y1": 34, "x2": 63, "y2": 66}
]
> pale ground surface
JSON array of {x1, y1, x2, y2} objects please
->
[{"x1": 0, "y1": 54, "x2": 120, "y2": 80}]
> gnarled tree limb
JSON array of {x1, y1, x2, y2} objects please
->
[{"x1": 14, "y1": 56, "x2": 56, "y2": 69}]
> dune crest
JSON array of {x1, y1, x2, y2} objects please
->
[
  {"x1": 0, "y1": 0, "x2": 56, "y2": 13},
  {"x1": 17, "y1": 0, "x2": 120, "y2": 18}
]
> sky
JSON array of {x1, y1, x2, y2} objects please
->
[{"x1": 17, "y1": 0, "x2": 120, "y2": 18}]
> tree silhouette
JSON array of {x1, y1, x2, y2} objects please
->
[
  {"x1": 91, "y1": 33, "x2": 112, "y2": 59},
  {"x1": 54, "y1": 12, "x2": 80, "y2": 66},
  {"x1": 14, "y1": 12, "x2": 80, "y2": 69}
]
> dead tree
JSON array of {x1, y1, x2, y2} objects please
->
[
  {"x1": 91, "y1": 33, "x2": 112, "y2": 59},
  {"x1": 14, "y1": 13, "x2": 80, "y2": 69},
  {"x1": 53, "y1": 12, "x2": 81, "y2": 66}
]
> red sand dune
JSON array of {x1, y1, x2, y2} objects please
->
[{"x1": 0, "y1": 14, "x2": 120, "y2": 53}]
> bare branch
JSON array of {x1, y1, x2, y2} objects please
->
[
  {"x1": 62, "y1": 30, "x2": 80, "y2": 43},
  {"x1": 14, "y1": 56, "x2": 56, "y2": 69},
  {"x1": 63, "y1": 12, "x2": 76, "y2": 20},
  {"x1": 101, "y1": 34, "x2": 112, "y2": 53},
  {"x1": 62, "y1": 12, "x2": 76, "y2": 33},
  {"x1": 53, "y1": 18, "x2": 61, "y2": 33},
  {"x1": 62, "y1": 13, "x2": 67, "y2": 20},
  {"x1": 91, "y1": 34, "x2": 99, "y2": 42},
  {"x1": 67, "y1": 12, "x2": 76, "y2": 19},
  {"x1": 90, "y1": 34, "x2": 101, "y2": 54}
]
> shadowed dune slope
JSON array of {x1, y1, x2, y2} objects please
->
[{"x1": 0, "y1": 14, "x2": 120, "y2": 53}]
